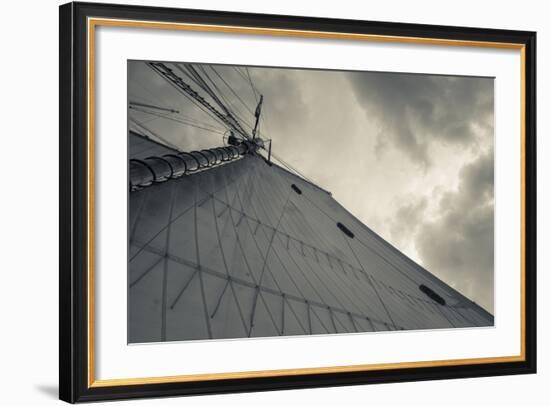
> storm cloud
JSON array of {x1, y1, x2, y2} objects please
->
[
  {"x1": 385, "y1": 149, "x2": 494, "y2": 311},
  {"x1": 417, "y1": 150, "x2": 494, "y2": 307},
  {"x1": 347, "y1": 72, "x2": 494, "y2": 168}
]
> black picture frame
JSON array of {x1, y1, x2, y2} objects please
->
[{"x1": 59, "y1": 1, "x2": 537, "y2": 403}]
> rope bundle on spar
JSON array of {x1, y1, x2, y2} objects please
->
[{"x1": 129, "y1": 134, "x2": 259, "y2": 191}]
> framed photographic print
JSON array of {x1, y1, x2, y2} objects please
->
[{"x1": 59, "y1": 1, "x2": 537, "y2": 403}]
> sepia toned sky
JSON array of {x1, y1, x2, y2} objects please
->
[{"x1": 128, "y1": 61, "x2": 494, "y2": 313}]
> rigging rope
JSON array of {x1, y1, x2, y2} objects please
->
[
  {"x1": 130, "y1": 106, "x2": 226, "y2": 136},
  {"x1": 148, "y1": 62, "x2": 251, "y2": 140},
  {"x1": 129, "y1": 116, "x2": 182, "y2": 151},
  {"x1": 210, "y1": 66, "x2": 255, "y2": 116}
]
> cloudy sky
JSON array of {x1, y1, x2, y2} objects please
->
[{"x1": 128, "y1": 61, "x2": 494, "y2": 313}]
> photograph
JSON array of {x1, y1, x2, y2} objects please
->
[
  {"x1": 127, "y1": 60, "x2": 495, "y2": 344},
  {"x1": 56, "y1": 1, "x2": 537, "y2": 401}
]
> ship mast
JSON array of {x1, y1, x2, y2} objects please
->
[{"x1": 130, "y1": 62, "x2": 269, "y2": 190}]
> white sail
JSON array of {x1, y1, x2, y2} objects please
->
[{"x1": 128, "y1": 135, "x2": 493, "y2": 343}]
